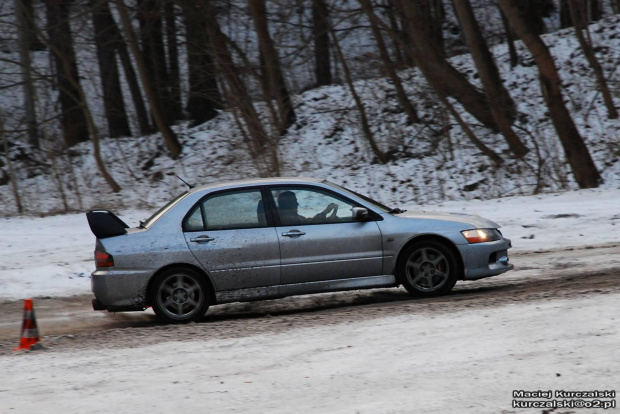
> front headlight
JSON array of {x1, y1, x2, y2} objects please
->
[{"x1": 461, "y1": 229, "x2": 501, "y2": 244}]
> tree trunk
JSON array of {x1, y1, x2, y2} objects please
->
[
  {"x1": 499, "y1": 5, "x2": 518, "y2": 68},
  {"x1": 589, "y1": 0, "x2": 601, "y2": 21},
  {"x1": 452, "y1": 0, "x2": 528, "y2": 158},
  {"x1": 182, "y1": 0, "x2": 221, "y2": 126},
  {"x1": 324, "y1": 9, "x2": 388, "y2": 164},
  {"x1": 499, "y1": 0, "x2": 601, "y2": 188},
  {"x1": 248, "y1": 0, "x2": 296, "y2": 133},
  {"x1": 0, "y1": 112, "x2": 24, "y2": 214},
  {"x1": 359, "y1": 0, "x2": 419, "y2": 124},
  {"x1": 116, "y1": 34, "x2": 153, "y2": 135},
  {"x1": 92, "y1": 0, "x2": 132, "y2": 138},
  {"x1": 312, "y1": 0, "x2": 331, "y2": 86},
  {"x1": 75, "y1": 76, "x2": 122, "y2": 193},
  {"x1": 396, "y1": 0, "x2": 504, "y2": 131},
  {"x1": 567, "y1": 0, "x2": 617, "y2": 119},
  {"x1": 517, "y1": 0, "x2": 555, "y2": 35},
  {"x1": 437, "y1": 94, "x2": 504, "y2": 166},
  {"x1": 92, "y1": 1, "x2": 151, "y2": 135},
  {"x1": 17, "y1": 0, "x2": 45, "y2": 51},
  {"x1": 383, "y1": 0, "x2": 407, "y2": 67},
  {"x1": 560, "y1": 0, "x2": 572, "y2": 28},
  {"x1": 114, "y1": 0, "x2": 182, "y2": 158},
  {"x1": 44, "y1": 0, "x2": 90, "y2": 147},
  {"x1": 15, "y1": 0, "x2": 39, "y2": 147},
  {"x1": 164, "y1": 1, "x2": 184, "y2": 120},
  {"x1": 137, "y1": 0, "x2": 175, "y2": 126},
  {"x1": 427, "y1": 0, "x2": 445, "y2": 58},
  {"x1": 200, "y1": 1, "x2": 277, "y2": 173},
  {"x1": 394, "y1": 0, "x2": 414, "y2": 67}
]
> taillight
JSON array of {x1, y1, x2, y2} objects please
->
[{"x1": 95, "y1": 250, "x2": 114, "y2": 267}]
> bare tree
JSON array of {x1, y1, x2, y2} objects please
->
[
  {"x1": 437, "y1": 94, "x2": 504, "y2": 166},
  {"x1": 452, "y1": 0, "x2": 528, "y2": 158},
  {"x1": 498, "y1": 5, "x2": 519, "y2": 68},
  {"x1": 92, "y1": 0, "x2": 132, "y2": 138},
  {"x1": 137, "y1": 0, "x2": 178, "y2": 125},
  {"x1": 181, "y1": 0, "x2": 222, "y2": 126},
  {"x1": 114, "y1": 0, "x2": 182, "y2": 158},
  {"x1": 519, "y1": 0, "x2": 556, "y2": 34},
  {"x1": 359, "y1": 0, "x2": 419, "y2": 124},
  {"x1": 164, "y1": 1, "x2": 183, "y2": 120},
  {"x1": 43, "y1": 0, "x2": 90, "y2": 147},
  {"x1": 426, "y1": 0, "x2": 445, "y2": 57},
  {"x1": 312, "y1": 0, "x2": 331, "y2": 86},
  {"x1": 324, "y1": 7, "x2": 388, "y2": 164},
  {"x1": 92, "y1": 3, "x2": 152, "y2": 135},
  {"x1": 0, "y1": 111, "x2": 23, "y2": 213},
  {"x1": 396, "y1": 0, "x2": 506, "y2": 131},
  {"x1": 201, "y1": 1, "x2": 278, "y2": 174},
  {"x1": 249, "y1": 0, "x2": 296, "y2": 133},
  {"x1": 381, "y1": 0, "x2": 409, "y2": 67},
  {"x1": 567, "y1": 0, "x2": 617, "y2": 119},
  {"x1": 499, "y1": 0, "x2": 601, "y2": 188},
  {"x1": 15, "y1": 0, "x2": 39, "y2": 147},
  {"x1": 561, "y1": 0, "x2": 601, "y2": 28},
  {"x1": 16, "y1": 0, "x2": 45, "y2": 51}
]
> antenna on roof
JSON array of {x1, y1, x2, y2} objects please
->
[{"x1": 176, "y1": 175, "x2": 195, "y2": 189}]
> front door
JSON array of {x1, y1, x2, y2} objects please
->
[
  {"x1": 269, "y1": 186, "x2": 383, "y2": 285},
  {"x1": 183, "y1": 188, "x2": 280, "y2": 291}
]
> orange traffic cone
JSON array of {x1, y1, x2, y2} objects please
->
[{"x1": 13, "y1": 298, "x2": 41, "y2": 351}]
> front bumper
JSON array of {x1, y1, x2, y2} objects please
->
[
  {"x1": 91, "y1": 268, "x2": 153, "y2": 311},
  {"x1": 458, "y1": 238, "x2": 514, "y2": 280}
]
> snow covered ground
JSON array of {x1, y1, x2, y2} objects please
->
[{"x1": 1, "y1": 292, "x2": 618, "y2": 414}]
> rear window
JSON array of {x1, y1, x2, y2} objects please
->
[{"x1": 141, "y1": 192, "x2": 188, "y2": 228}]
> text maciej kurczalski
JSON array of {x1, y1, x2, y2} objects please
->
[{"x1": 513, "y1": 390, "x2": 616, "y2": 399}]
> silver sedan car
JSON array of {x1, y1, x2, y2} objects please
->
[{"x1": 87, "y1": 178, "x2": 513, "y2": 323}]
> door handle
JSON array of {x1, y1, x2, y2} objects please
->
[
  {"x1": 190, "y1": 235, "x2": 215, "y2": 243},
  {"x1": 282, "y1": 230, "x2": 306, "y2": 237}
]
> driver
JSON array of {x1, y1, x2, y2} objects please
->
[{"x1": 278, "y1": 191, "x2": 338, "y2": 225}]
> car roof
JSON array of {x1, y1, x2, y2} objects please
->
[{"x1": 188, "y1": 177, "x2": 325, "y2": 193}]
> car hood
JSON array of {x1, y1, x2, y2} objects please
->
[{"x1": 393, "y1": 210, "x2": 500, "y2": 229}]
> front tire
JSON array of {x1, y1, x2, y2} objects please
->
[
  {"x1": 398, "y1": 240, "x2": 460, "y2": 297},
  {"x1": 150, "y1": 267, "x2": 210, "y2": 323}
]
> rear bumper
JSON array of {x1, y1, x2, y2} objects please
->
[
  {"x1": 91, "y1": 268, "x2": 153, "y2": 311},
  {"x1": 459, "y1": 238, "x2": 514, "y2": 280}
]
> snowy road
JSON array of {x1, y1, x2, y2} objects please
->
[
  {"x1": 0, "y1": 245, "x2": 618, "y2": 413},
  {"x1": 0, "y1": 243, "x2": 619, "y2": 350}
]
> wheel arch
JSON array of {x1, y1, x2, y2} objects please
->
[
  {"x1": 394, "y1": 234, "x2": 465, "y2": 283},
  {"x1": 145, "y1": 263, "x2": 217, "y2": 307}
]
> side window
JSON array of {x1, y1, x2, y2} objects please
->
[
  {"x1": 184, "y1": 205, "x2": 204, "y2": 231},
  {"x1": 184, "y1": 189, "x2": 266, "y2": 231},
  {"x1": 271, "y1": 186, "x2": 358, "y2": 226}
]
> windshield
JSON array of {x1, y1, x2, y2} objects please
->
[
  {"x1": 141, "y1": 191, "x2": 188, "y2": 228},
  {"x1": 323, "y1": 180, "x2": 393, "y2": 213}
]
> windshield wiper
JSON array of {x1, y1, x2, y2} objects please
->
[{"x1": 388, "y1": 208, "x2": 407, "y2": 214}]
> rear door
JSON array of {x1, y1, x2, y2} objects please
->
[
  {"x1": 183, "y1": 188, "x2": 280, "y2": 291},
  {"x1": 269, "y1": 185, "x2": 383, "y2": 285}
]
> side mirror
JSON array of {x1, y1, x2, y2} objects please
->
[{"x1": 351, "y1": 207, "x2": 368, "y2": 221}]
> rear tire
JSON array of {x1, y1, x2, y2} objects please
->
[
  {"x1": 150, "y1": 267, "x2": 210, "y2": 323},
  {"x1": 398, "y1": 240, "x2": 460, "y2": 297}
]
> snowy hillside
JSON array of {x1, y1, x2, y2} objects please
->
[{"x1": 0, "y1": 14, "x2": 619, "y2": 217}]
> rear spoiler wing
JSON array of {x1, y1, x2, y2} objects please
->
[{"x1": 86, "y1": 210, "x2": 129, "y2": 238}]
